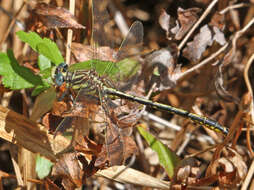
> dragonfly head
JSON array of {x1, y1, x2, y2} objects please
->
[{"x1": 52, "y1": 62, "x2": 68, "y2": 86}]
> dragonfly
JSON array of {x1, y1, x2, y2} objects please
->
[
  {"x1": 54, "y1": 60, "x2": 229, "y2": 136},
  {"x1": 52, "y1": 0, "x2": 228, "y2": 165}
]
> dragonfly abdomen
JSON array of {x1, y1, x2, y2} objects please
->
[{"x1": 103, "y1": 86, "x2": 229, "y2": 135}]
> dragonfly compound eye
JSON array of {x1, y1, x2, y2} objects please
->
[
  {"x1": 54, "y1": 73, "x2": 64, "y2": 86},
  {"x1": 57, "y1": 62, "x2": 68, "y2": 72},
  {"x1": 53, "y1": 63, "x2": 69, "y2": 86},
  {"x1": 53, "y1": 63, "x2": 67, "y2": 85}
]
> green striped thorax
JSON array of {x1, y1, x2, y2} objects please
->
[
  {"x1": 52, "y1": 58, "x2": 141, "y2": 89},
  {"x1": 52, "y1": 60, "x2": 117, "y2": 83},
  {"x1": 52, "y1": 62, "x2": 89, "y2": 91},
  {"x1": 52, "y1": 61, "x2": 116, "y2": 92}
]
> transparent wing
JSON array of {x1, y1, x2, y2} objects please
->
[
  {"x1": 54, "y1": 116, "x2": 73, "y2": 138},
  {"x1": 54, "y1": 85, "x2": 97, "y2": 136},
  {"x1": 92, "y1": 0, "x2": 113, "y2": 48},
  {"x1": 116, "y1": 21, "x2": 144, "y2": 61},
  {"x1": 91, "y1": 0, "x2": 115, "y2": 59},
  {"x1": 113, "y1": 21, "x2": 144, "y2": 82}
]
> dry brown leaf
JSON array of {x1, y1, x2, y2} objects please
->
[
  {"x1": 96, "y1": 166, "x2": 170, "y2": 189},
  {"x1": 183, "y1": 25, "x2": 213, "y2": 61},
  {"x1": 207, "y1": 148, "x2": 247, "y2": 188},
  {"x1": 215, "y1": 63, "x2": 240, "y2": 103},
  {"x1": 171, "y1": 158, "x2": 201, "y2": 188},
  {"x1": 210, "y1": 12, "x2": 225, "y2": 31},
  {"x1": 74, "y1": 136, "x2": 102, "y2": 158},
  {"x1": 144, "y1": 46, "x2": 179, "y2": 91},
  {"x1": 95, "y1": 123, "x2": 124, "y2": 167},
  {"x1": 159, "y1": 9, "x2": 171, "y2": 38},
  {"x1": 95, "y1": 122, "x2": 137, "y2": 167},
  {"x1": 175, "y1": 7, "x2": 201, "y2": 40},
  {"x1": 52, "y1": 153, "x2": 84, "y2": 189},
  {"x1": 182, "y1": 24, "x2": 225, "y2": 62},
  {"x1": 29, "y1": 2, "x2": 85, "y2": 32}
]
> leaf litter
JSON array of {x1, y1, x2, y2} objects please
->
[{"x1": 0, "y1": 0, "x2": 253, "y2": 189}]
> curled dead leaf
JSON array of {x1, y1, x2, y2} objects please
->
[
  {"x1": 210, "y1": 12, "x2": 225, "y2": 31},
  {"x1": 28, "y1": 2, "x2": 85, "y2": 33},
  {"x1": 52, "y1": 153, "x2": 84, "y2": 189},
  {"x1": 159, "y1": 9, "x2": 171, "y2": 39},
  {"x1": 144, "y1": 46, "x2": 180, "y2": 91},
  {"x1": 111, "y1": 107, "x2": 141, "y2": 129},
  {"x1": 42, "y1": 113, "x2": 63, "y2": 132},
  {"x1": 175, "y1": 7, "x2": 201, "y2": 40},
  {"x1": 207, "y1": 148, "x2": 247, "y2": 188},
  {"x1": 52, "y1": 101, "x2": 70, "y2": 116},
  {"x1": 183, "y1": 25, "x2": 212, "y2": 61},
  {"x1": 74, "y1": 136, "x2": 102, "y2": 157},
  {"x1": 94, "y1": 123, "x2": 125, "y2": 167},
  {"x1": 158, "y1": 7, "x2": 200, "y2": 41},
  {"x1": 215, "y1": 64, "x2": 240, "y2": 103},
  {"x1": 52, "y1": 152, "x2": 100, "y2": 189},
  {"x1": 94, "y1": 122, "x2": 138, "y2": 167},
  {"x1": 171, "y1": 157, "x2": 201, "y2": 188},
  {"x1": 183, "y1": 24, "x2": 226, "y2": 62}
]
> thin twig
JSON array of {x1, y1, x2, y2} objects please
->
[
  {"x1": 241, "y1": 159, "x2": 254, "y2": 190},
  {"x1": 66, "y1": 0, "x2": 75, "y2": 65},
  {"x1": 185, "y1": 145, "x2": 217, "y2": 158},
  {"x1": 0, "y1": 2, "x2": 26, "y2": 47},
  {"x1": 178, "y1": 0, "x2": 218, "y2": 51},
  {"x1": 140, "y1": 83, "x2": 157, "y2": 114},
  {"x1": 0, "y1": 6, "x2": 24, "y2": 29},
  {"x1": 220, "y1": 3, "x2": 249, "y2": 14},
  {"x1": 176, "y1": 43, "x2": 228, "y2": 81},
  {"x1": 142, "y1": 111, "x2": 181, "y2": 131},
  {"x1": 9, "y1": 146, "x2": 24, "y2": 186},
  {"x1": 176, "y1": 133, "x2": 192, "y2": 156},
  {"x1": 176, "y1": 17, "x2": 254, "y2": 82},
  {"x1": 243, "y1": 53, "x2": 254, "y2": 157},
  {"x1": 232, "y1": 17, "x2": 254, "y2": 48},
  {"x1": 243, "y1": 54, "x2": 254, "y2": 122}
]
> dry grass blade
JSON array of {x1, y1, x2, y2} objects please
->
[
  {"x1": 96, "y1": 165, "x2": 170, "y2": 189},
  {"x1": 0, "y1": 105, "x2": 69, "y2": 161}
]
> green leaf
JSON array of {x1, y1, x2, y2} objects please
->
[
  {"x1": 16, "y1": 31, "x2": 42, "y2": 51},
  {"x1": 37, "y1": 41, "x2": 63, "y2": 65},
  {"x1": 38, "y1": 54, "x2": 51, "y2": 71},
  {"x1": 40, "y1": 67, "x2": 53, "y2": 80},
  {"x1": 16, "y1": 31, "x2": 64, "y2": 65},
  {"x1": 0, "y1": 50, "x2": 44, "y2": 90},
  {"x1": 31, "y1": 87, "x2": 56, "y2": 120},
  {"x1": 137, "y1": 126, "x2": 180, "y2": 178},
  {"x1": 36, "y1": 155, "x2": 53, "y2": 179},
  {"x1": 31, "y1": 85, "x2": 50, "y2": 96}
]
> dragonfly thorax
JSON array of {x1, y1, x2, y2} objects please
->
[{"x1": 53, "y1": 62, "x2": 108, "y2": 95}]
